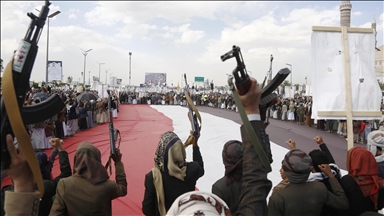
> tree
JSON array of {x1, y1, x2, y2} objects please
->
[
  {"x1": 32, "y1": 81, "x2": 39, "y2": 88},
  {"x1": 282, "y1": 80, "x2": 291, "y2": 87},
  {"x1": 294, "y1": 84, "x2": 300, "y2": 91},
  {"x1": 378, "y1": 80, "x2": 384, "y2": 90}
]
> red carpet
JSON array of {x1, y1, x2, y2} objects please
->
[{"x1": 47, "y1": 104, "x2": 173, "y2": 215}]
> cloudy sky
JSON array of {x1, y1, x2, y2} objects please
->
[{"x1": 1, "y1": 1, "x2": 383, "y2": 87}]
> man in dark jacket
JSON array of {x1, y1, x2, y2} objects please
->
[
  {"x1": 212, "y1": 140, "x2": 243, "y2": 215},
  {"x1": 268, "y1": 141, "x2": 349, "y2": 215},
  {"x1": 39, "y1": 138, "x2": 72, "y2": 216},
  {"x1": 308, "y1": 136, "x2": 343, "y2": 216},
  {"x1": 236, "y1": 78, "x2": 274, "y2": 216},
  {"x1": 67, "y1": 100, "x2": 78, "y2": 136}
]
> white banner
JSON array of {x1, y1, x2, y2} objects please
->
[
  {"x1": 305, "y1": 84, "x2": 312, "y2": 96},
  {"x1": 110, "y1": 76, "x2": 117, "y2": 87},
  {"x1": 311, "y1": 30, "x2": 381, "y2": 120},
  {"x1": 47, "y1": 61, "x2": 62, "y2": 81},
  {"x1": 98, "y1": 84, "x2": 108, "y2": 98}
]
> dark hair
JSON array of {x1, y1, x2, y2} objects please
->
[
  {"x1": 378, "y1": 146, "x2": 382, "y2": 151},
  {"x1": 308, "y1": 150, "x2": 333, "y2": 172}
]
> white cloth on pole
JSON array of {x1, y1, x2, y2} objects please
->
[{"x1": 311, "y1": 30, "x2": 381, "y2": 120}]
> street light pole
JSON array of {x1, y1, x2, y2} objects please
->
[
  {"x1": 88, "y1": 71, "x2": 91, "y2": 85},
  {"x1": 129, "y1": 52, "x2": 132, "y2": 90},
  {"x1": 286, "y1": 63, "x2": 292, "y2": 96},
  {"x1": 98, "y1": 62, "x2": 105, "y2": 82},
  {"x1": 80, "y1": 48, "x2": 92, "y2": 86},
  {"x1": 105, "y1": 69, "x2": 111, "y2": 85},
  {"x1": 43, "y1": 10, "x2": 61, "y2": 84},
  {"x1": 110, "y1": 72, "x2": 114, "y2": 88}
]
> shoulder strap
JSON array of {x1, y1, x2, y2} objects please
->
[
  {"x1": 228, "y1": 77, "x2": 272, "y2": 173},
  {"x1": 2, "y1": 59, "x2": 44, "y2": 198}
]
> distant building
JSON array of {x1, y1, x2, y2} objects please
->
[
  {"x1": 372, "y1": 16, "x2": 383, "y2": 82},
  {"x1": 337, "y1": 1, "x2": 382, "y2": 82},
  {"x1": 375, "y1": 45, "x2": 384, "y2": 82},
  {"x1": 340, "y1": 1, "x2": 352, "y2": 27}
]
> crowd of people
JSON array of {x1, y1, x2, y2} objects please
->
[
  {"x1": 1, "y1": 78, "x2": 384, "y2": 216},
  {"x1": 119, "y1": 90, "x2": 383, "y2": 146},
  {"x1": 8, "y1": 87, "x2": 121, "y2": 151}
]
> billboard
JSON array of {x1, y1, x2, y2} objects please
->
[
  {"x1": 47, "y1": 61, "x2": 62, "y2": 81},
  {"x1": 93, "y1": 76, "x2": 99, "y2": 82},
  {"x1": 145, "y1": 73, "x2": 166, "y2": 86}
]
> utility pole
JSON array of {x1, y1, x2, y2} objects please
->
[
  {"x1": 80, "y1": 48, "x2": 92, "y2": 86},
  {"x1": 105, "y1": 69, "x2": 111, "y2": 85},
  {"x1": 41, "y1": 10, "x2": 60, "y2": 83},
  {"x1": 129, "y1": 52, "x2": 132, "y2": 90}
]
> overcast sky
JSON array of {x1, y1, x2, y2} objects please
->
[{"x1": 1, "y1": 1, "x2": 383, "y2": 87}]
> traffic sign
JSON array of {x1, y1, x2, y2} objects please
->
[{"x1": 195, "y1": 77, "x2": 204, "y2": 82}]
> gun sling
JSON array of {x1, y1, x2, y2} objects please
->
[
  {"x1": 228, "y1": 77, "x2": 272, "y2": 173},
  {"x1": 3, "y1": 59, "x2": 45, "y2": 198}
]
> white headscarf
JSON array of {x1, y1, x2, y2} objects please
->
[
  {"x1": 166, "y1": 191, "x2": 230, "y2": 216},
  {"x1": 366, "y1": 131, "x2": 384, "y2": 163}
]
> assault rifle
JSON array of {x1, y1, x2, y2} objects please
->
[
  {"x1": 261, "y1": 54, "x2": 274, "y2": 89},
  {"x1": 107, "y1": 90, "x2": 121, "y2": 158},
  {"x1": 1, "y1": 0, "x2": 65, "y2": 170},
  {"x1": 220, "y1": 45, "x2": 290, "y2": 120},
  {"x1": 184, "y1": 74, "x2": 200, "y2": 139}
]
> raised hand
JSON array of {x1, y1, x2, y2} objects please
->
[
  {"x1": 238, "y1": 77, "x2": 261, "y2": 115},
  {"x1": 3, "y1": 134, "x2": 35, "y2": 192},
  {"x1": 286, "y1": 139, "x2": 296, "y2": 150},
  {"x1": 318, "y1": 164, "x2": 334, "y2": 178},
  {"x1": 112, "y1": 148, "x2": 122, "y2": 163},
  {"x1": 314, "y1": 136, "x2": 324, "y2": 145}
]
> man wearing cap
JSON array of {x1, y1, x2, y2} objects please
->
[{"x1": 268, "y1": 140, "x2": 349, "y2": 215}]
